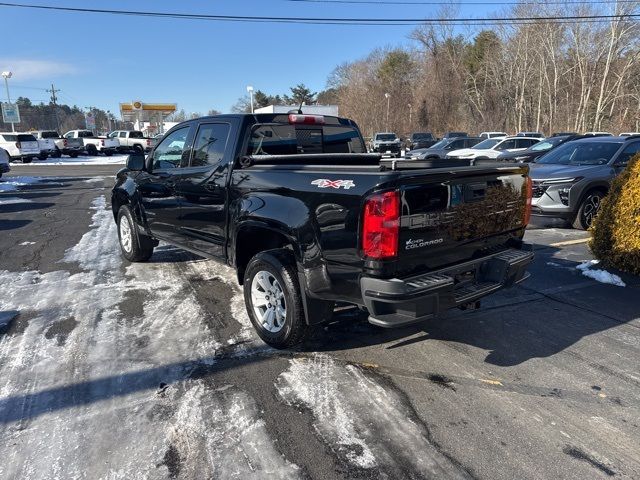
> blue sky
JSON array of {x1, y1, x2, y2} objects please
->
[{"x1": 0, "y1": 1, "x2": 494, "y2": 116}]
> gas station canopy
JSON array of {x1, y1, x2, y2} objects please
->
[{"x1": 119, "y1": 101, "x2": 176, "y2": 123}]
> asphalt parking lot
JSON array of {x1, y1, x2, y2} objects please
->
[{"x1": 1, "y1": 164, "x2": 639, "y2": 480}]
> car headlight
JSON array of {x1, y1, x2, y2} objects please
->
[{"x1": 543, "y1": 177, "x2": 584, "y2": 206}]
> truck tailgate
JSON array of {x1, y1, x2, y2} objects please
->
[{"x1": 390, "y1": 165, "x2": 529, "y2": 277}]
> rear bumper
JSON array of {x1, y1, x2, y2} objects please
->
[{"x1": 360, "y1": 248, "x2": 533, "y2": 328}]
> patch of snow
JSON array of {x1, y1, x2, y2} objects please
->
[
  {"x1": 0, "y1": 197, "x2": 32, "y2": 205},
  {"x1": 83, "y1": 177, "x2": 106, "y2": 184},
  {"x1": 164, "y1": 381, "x2": 300, "y2": 479},
  {"x1": 19, "y1": 241, "x2": 35, "y2": 246},
  {"x1": 25, "y1": 155, "x2": 127, "y2": 166},
  {"x1": 576, "y1": 260, "x2": 626, "y2": 287},
  {"x1": 0, "y1": 176, "x2": 46, "y2": 192},
  {"x1": 276, "y1": 354, "x2": 471, "y2": 478}
]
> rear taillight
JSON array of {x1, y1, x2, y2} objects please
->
[
  {"x1": 362, "y1": 191, "x2": 400, "y2": 259},
  {"x1": 523, "y1": 177, "x2": 533, "y2": 226},
  {"x1": 15, "y1": 142, "x2": 21, "y2": 149},
  {"x1": 146, "y1": 139, "x2": 150, "y2": 146},
  {"x1": 63, "y1": 139, "x2": 68, "y2": 147},
  {"x1": 100, "y1": 139, "x2": 105, "y2": 146}
]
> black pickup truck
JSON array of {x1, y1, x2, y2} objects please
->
[{"x1": 112, "y1": 113, "x2": 534, "y2": 348}]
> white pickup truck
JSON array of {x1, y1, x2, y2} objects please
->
[
  {"x1": 63, "y1": 130, "x2": 119, "y2": 156},
  {"x1": 107, "y1": 130, "x2": 157, "y2": 153},
  {"x1": 32, "y1": 131, "x2": 62, "y2": 159}
]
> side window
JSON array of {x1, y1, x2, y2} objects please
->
[
  {"x1": 515, "y1": 139, "x2": 531, "y2": 149},
  {"x1": 152, "y1": 126, "x2": 191, "y2": 169},
  {"x1": 64, "y1": 132, "x2": 74, "y2": 139},
  {"x1": 191, "y1": 123, "x2": 231, "y2": 167},
  {"x1": 119, "y1": 132, "x2": 127, "y2": 138},
  {"x1": 451, "y1": 139, "x2": 464, "y2": 149},
  {"x1": 496, "y1": 139, "x2": 516, "y2": 150},
  {"x1": 615, "y1": 142, "x2": 640, "y2": 165}
]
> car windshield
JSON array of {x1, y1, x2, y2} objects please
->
[
  {"x1": 530, "y1": 138, "x2": 562, "y2": 152},
  {"x1": 536, "y1": 141, "x2": 621, "y2": 165},
  {"x1": 376, "y1": 134, "x2": 396, "y2": 141},
  {"x1": 473, "y1": 138, "x2": 501, "y2": 149}
]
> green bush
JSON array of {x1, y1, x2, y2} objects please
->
[{"x1": 590, "y1": 154, "x2": 640, "y2": 275}]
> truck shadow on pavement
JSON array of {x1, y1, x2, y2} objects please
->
[{"x1": 305, "y1": 253, "x2": 638, "y2": 368}]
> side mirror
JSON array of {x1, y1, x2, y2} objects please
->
[{"x1": 126, "y1": 153, "x2": 145, "y2": 171}]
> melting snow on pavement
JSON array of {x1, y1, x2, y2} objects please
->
[
  {"x1": 0, "y1": 195, "x2": 293, "y2": 479},
  {"x1": 577, "y1": 260, "x2": 626, "y2": 287},
  {"x1": 0, "y1": 176, "x2": 50, "y2": 192},
  {"x1": 276, "y1": 354, "x2": 472, "y2": 478}
]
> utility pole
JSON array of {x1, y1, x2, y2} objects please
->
[
  {"x1": 2, "y1": 71, "x2": 15, "y2": 132},
  {"x1": 46, "y1": 83, "x2": 61, "y2": 132}
]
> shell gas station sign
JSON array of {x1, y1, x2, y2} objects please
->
[{"x1": 119, "y1": 101, "x2": 176, "y2": 131}]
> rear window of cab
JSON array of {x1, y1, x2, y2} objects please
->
[{"x1": 247, "y1": 124, "x2": 365, "y2": 155}]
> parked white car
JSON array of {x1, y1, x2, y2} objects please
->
[
  {"x1": 63, "y1": 130, "x2": 119, "y2": 156},
  {"x1": 478, "y1": 131, "x2": 508, "y2": 139},
  {"x1": 107, "y1": 130, "x2": 158, "y2": 153},
  {"x1": 446, "y1": 136, "x2": 541, "y2": 160},
  {"x1": 0, "y1": 146, "x2": 10, "y2": 177},
  {"x1": 0, "y1": 132, "x2": 40, "y2": 163}
]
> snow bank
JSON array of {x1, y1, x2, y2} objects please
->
[
  {"x1": 276, "y1": 354, "x2": 472, "y2": 478},
  {"x1": 23, "y1": 155, "x2": 127, "y2": 166},
  {"x1": 577, "y1": 260, "x2": 626, "y2": 287}
]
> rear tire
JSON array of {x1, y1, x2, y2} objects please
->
[
  {"x1": 572, "y1": 190, "x2": 604, "y2": 230},
  {"x1": 117, "y1": 205, "x2": 154, "y2": 262},
  {"x1": 104, "y1": 151, "x2": 113, "y2": 157},
  {"x1": 243, "y1": 249, "x2": 309, "y2": 349},
  {"x1": 133, "y1": 144, "x2": 144, "y2": 154},
  {"x1": 52, "y1": 148, "x2": 62, "y2": 158},
  {"x1": 38, "y1": 152, "x2": 48, "y2": 160},
  {"x1": 86, "y1": 144, "x2": 98, "y2": 156}
]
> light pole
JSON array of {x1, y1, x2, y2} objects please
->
[
  {"x1": 407, "y1": 103, "x2": 412, "y2": 127},
  {"x1": 384, "y1": 93, "x2": 390, "y2": 131},
  {"x1": 246, "y1": 85, "x2": 254, "y2": 113},
  {"x1": 2, "y1": 71, "x2": 15, "y2": 132}
]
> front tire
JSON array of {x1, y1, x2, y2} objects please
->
[
  {"x1": 243, "y1": 250, "x2": 308, "y2": 349},
  {"x1": 572, "y1": 190, "x2": 604, "y2": 230},
  {"x1": 117, "y1": 205, "x2": 154, "y2": 262}
]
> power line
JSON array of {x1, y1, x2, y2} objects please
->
[{"x1": 0, "y1": 2, "x2": 638, "y2": 26}]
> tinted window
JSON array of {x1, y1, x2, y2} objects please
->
[
  {"x1": 2, "y1": 134, "x2": 16, "y2": 141},
  {"x1": 375, "y1": 134, "x2": 397, "y2": 141},
  {"x1": 465, "y1": 138, "x2": 481, "y2": 147},
  {"x1": 536, "y1": 141, "x2": 621, "y2": 165},
  {"x1": 41, "y1": 131, "x2": 59, "y2": 138},
  {"x1": 191, "y1": 123, "x2": 230, "y2": 167},
  {"x1": 450, "y1": 139, "x2": 464, "y2": 149},
  {"x1": 78, "y1": 131, "x2": 93, "y2": 138},
  {"x1": 496, "y1": 139, "x2": 517, "y2": 150},
  {"x1": 17, "y1": 134, "x2": 37, "y2": 142},
  {"x1": 152, "y1": 126, "x2": 191, "y2": 169},
  {"x1": 412, "y1": 133, "x2": 433, "y2": 140},
  {"x1": 248, "y1": 124, "x2": 364, "y2": 155},
  {"x1": 615, "y1": 142, "x2": 640, "y2": 165},
  {"x1": 129, "y1": 131, "x2": 144, "y2": 138},
  {"x1": 516, "y1": 139, "x2": 535, "y2": 149}
]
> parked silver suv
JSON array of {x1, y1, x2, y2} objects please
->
[{"x1": 530, "y1": 136, "x2": 640, "y2": 229}]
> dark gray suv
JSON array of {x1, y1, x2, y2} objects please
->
[
  {"x1": 405, "y1": 136, "x2": 481, "y2": 160},
  {"x1": 530, "y1": 136, "x2": 640, "y2": 229}
]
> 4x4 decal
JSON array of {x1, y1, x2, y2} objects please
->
[{"x1": 311, "y1": 179, "x2": 356, "y2": 190}]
